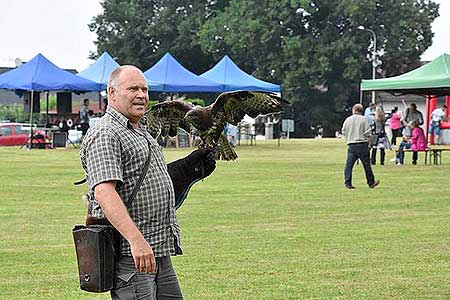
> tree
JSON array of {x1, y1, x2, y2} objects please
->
[
  {"x1": 89, "y1": 0, "x2": 230, "y2": 73},
  {"x1": 198, "y1": 0, "x2": 439, "y2": 136},
  {"x1": 90, "y1": 0, "x2": 439, "y2": 136}
]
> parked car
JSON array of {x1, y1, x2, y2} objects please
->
[{"x1": 0, "y1": 123, "x2": 46, "y2": 147}]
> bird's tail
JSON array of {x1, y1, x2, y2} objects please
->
[{"x1": 217, "y1": 134, "x2": 238, "y2": 161}]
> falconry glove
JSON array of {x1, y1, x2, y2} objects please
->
[{"x1": 167, "y1": 148, "x2": 216, "y2": 209}]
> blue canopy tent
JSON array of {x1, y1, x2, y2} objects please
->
[
  {"x1": 200, "y1": 55, "x2": 281, "y2": 93},
  {"x1": 0, "y1": 53, "x2": 101, "y2": 91},
  {"x1": 0, "y1": 53, "x2": 102, "y2": 148},
  {"x1": 77, "y1": 51, "x2": 164, "y2": 91},
  {"x1": 143, "y1": 53, "x2": 224, "y2": 92},
  {"x1": 77, "y1": 51, "x2": 121, "y2": 112},
  {"x1": 77, "y1": 52, "x2": 120, "y2": 89}
]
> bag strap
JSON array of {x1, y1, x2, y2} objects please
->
[{"x1": 125, "y1": 142, "x2": 152, "y2": 209}]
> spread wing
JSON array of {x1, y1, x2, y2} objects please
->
[
  {"x1": 145, "y1": 100, "x2": 193, "y2": 138},
  {"x1": 210, "y1": 91, "x2": 288, "y2": 131}
]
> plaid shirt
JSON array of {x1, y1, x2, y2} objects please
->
[{"x1": 80, "y1": 106, "x2": 182, "y2": 257}]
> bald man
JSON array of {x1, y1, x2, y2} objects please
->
[
  {"x1": 341, "y1": 104, "x2": 380, "y2": 189},
  {"x1": 80, "y1": 65, "x2": 215, "y2": 299}
]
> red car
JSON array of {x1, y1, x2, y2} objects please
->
[{"x1": 0, "y1": 123, "x2": 46, "y2": 147}]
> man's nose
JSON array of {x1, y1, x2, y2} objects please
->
[{"x1": 137, "y1": 88, "x2": 148, "y2": 98}]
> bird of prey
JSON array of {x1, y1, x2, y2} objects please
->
[{"x1": 145, "y1": 91, "x2": 289, "y2": 160}]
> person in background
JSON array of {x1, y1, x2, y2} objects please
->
[
  {"x1": 78, "y1": 98, "x2": 91, "y2": 139},
  {"x1": 371, "y1": 106, "x2": 388, "y2": 165},
  {"x1": 364, "y1": 102, "x2": 376, "y2": 126},
  {"x1": 388, "y1": 107, "x2": 402, "y2": 146},
  {"x1": 341, "y1": 103, "x2": 380, "y2": 189},
  {"x1": 226, "y1": 123, "x2": 238, "y2": 147},
  {"x1": 428, "y1": 104, "x2": 447, "y2": 145},
  {"x1": 396, "y1": 121, "x2": 427, "y2": 165},
  {"x1": 402, "y1": 103, "x2": 424, "y2": 137}
]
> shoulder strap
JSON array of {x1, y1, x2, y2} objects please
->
[{"x1": 125, "y1": 142, "x2": 152, "y2": 209}]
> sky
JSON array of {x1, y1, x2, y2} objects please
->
[{"x1": 0, "y1": 0, "x2": 448, "y2": 71}]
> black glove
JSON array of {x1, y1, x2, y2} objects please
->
[{"x1": 167, "y1": 148, "x2": 216, "y2": 209}]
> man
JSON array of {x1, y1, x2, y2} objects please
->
[
  {"x1": 429, "y1": 105, "x2": 447, "y2": 145},
  {"x1": 80, "y1": 65, "x2": 215, "y2": 299},
  {"x1": 402, "y1": 103, "x2": 424, "y2": 137},
  {"x1": 342, "y1": 104, "x2": 380, "y2": 189},
  {"x1": 78, "y1": 98, "x2": 91, "y2": 138}
]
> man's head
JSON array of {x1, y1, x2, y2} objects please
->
[
  {"x1": 442, "y1": 105, "x2": 447, "y2": 111},
  {"x1": 410, "y1": 103, "x2": 417, "y2": 111},
  {"x1": 107, "y1": 65, "x2": 149, "y2": 124},
  {"x1": 83, "y1": 98, "x2": 89, "y2": 106},
  {"x1": 352, "y1": 104, "x2": 364, "y2": 115},
  {"x1": 369, "y1": 103, "x2": 376, "y2": 109}
]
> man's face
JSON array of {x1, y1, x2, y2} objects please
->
[{"x1": 108, "y1": 68, "x2": 149, "y2": 124}]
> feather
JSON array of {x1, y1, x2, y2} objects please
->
[{"x1": 145, "y1": 92, "x2": 289, "y2": 160}]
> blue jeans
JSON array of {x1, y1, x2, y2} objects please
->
[
  {"x1": 396, "y1": 142, "x2": 418, "y2": 164},
  {"x1": 344, "y1": 142, "x2": 376, "y2": 187},
  {"x1": 111, "y1": 256, "x2": 183, "y2": 300}
]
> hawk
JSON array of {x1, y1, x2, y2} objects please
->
[{"x1": 145, "y1": 91, "x2": 289, "y2": 160}]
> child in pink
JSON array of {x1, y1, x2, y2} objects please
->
[{"x1": 396, "y1": 121, "x2": 426, "y2": 165}]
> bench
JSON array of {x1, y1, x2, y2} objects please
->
[
  {"x1": 425, "y1": 146, "x2": 450, "y2": 165},
  {"x1": 397, "y1": 146, "x2": 450, "y2": 165}
]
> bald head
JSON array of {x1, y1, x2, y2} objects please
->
[
  {"x1": 352, "y1": 104, "x2": 364, "y2": 115},
  {"x1": 108, "y1": 65, "x2": 145, "y2": 91}
]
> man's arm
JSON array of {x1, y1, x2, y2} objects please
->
[
  {"x1": 94, "y1": 181, "x2": 156, "y2": 273},
  {"x1": 418, "y1": 112, "x2": 424, "y2": 125},
  {"x1": 341, "y1": 119, "x2": 348, "y2": 137}
]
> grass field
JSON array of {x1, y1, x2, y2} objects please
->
[{"x1": 0, "y1": 138, "x2": 449, "y2": 300}]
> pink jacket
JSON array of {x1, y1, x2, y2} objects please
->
[
  {"x1": 410, "y1": 127, "x2": 427, "y2": 151},
  {"x1": 389, "y1": 112, "x2": 402, "y2": 130}
]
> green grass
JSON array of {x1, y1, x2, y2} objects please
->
[{"x1": 0, "y1": 139, "x2": 450, "y2": 299}]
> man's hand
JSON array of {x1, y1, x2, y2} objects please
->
[
  {"x1": 167, "y1": 148, "x2": 217, "y2": 209},
  {"x1": 129, "y1": 236, "x2": 156, "y2": 273}
]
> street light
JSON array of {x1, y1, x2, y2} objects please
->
[{"x1": 358, "y1": 25, "x2": 378, "y2": 104}]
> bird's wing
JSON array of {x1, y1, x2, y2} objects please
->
[
  {"x1": 145, "y1": 100, "x2": 193, "y2": 138},
  {"x1": 211, "y1": 91, "x2": 289, "y2": 126}
]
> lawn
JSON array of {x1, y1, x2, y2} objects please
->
[{"x1": 0, "y1": 138, "x2": 449, "y2": 299}]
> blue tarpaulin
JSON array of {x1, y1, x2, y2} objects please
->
[
  {"x1": 77, "y1": 52, "x2": 120, "y2": 89},
  {"x1": 0, "y1": 53, "x2": 102, "y2": 91},
  {"x1": 144, "y1": 53, "x2": 224, "y2": 92},
  {"x1": 77, "y1": 52, "x2": 164, "y2": 91},
  {"x1": 200, "y1": 55, "x2": 281, "y2": 93}
]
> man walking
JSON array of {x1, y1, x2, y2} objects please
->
[{"x1": 342, "y1": 104, "x2": 380, "y2": 189}]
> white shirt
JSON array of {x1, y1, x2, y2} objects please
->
[{"x1": 430, "y1": 108, "x2": 446, "y2": 124}]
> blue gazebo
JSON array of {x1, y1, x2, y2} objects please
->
[
  {"x1": 144, "y1": 53, "x2": 224, "y2": 92},
  {"x1": 200, "y1": 55, "x2": 281, "y2": 93}
]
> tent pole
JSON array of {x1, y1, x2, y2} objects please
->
[
  {"x1": 46, "y1": 91, "x2": 49, "y2": 126},
  {"x1": 98, "y1": 92, "x2": 102, "y2": 113},
  {"x1": 359, "y1": 90, "x2": 363, "y2": 104},
  {"x1": 425, "y1": 95, "x2": 430, "y2": 144},
  {"x1": 29, "y1": 90, "x2": 34, "y2": 150}
]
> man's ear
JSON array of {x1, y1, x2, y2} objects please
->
[{"x1": 108, "y1": 87, "x2": 115, "y2": 102}]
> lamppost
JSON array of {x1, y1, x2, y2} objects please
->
[{"x1": 358, "y1": 25, "x2": 378, "y2": 104}]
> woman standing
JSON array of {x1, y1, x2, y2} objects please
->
[
  {"x1": 371, "y1": 106, "x2": 388, "y2": 165},
  {"x1": 389, "y1": 107, "x2": 402, "y2": 146}
]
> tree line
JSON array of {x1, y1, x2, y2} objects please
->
[{"x1": 90, "y1": 0, "x2": 439, "y2": 137}]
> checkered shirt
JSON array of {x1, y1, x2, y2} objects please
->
[{"x1": 79, "y1": 106, "x2": 182, "y2": 257}]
